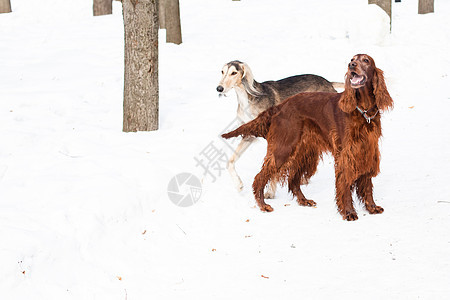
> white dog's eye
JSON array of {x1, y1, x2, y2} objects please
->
[
  {"x1": 221, "y1": 70, "x2": 224, "y2": 74},
  {"x1": 231, "y1": 71, "x2": 237, "y2": 75}
]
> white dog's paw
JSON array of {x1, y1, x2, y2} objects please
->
[
  {"x1": 236, "y1": 181, "x2": 244, "y2": 192},
  {"x1": 264, "y1": 190, "x2": 275, "y2": 199}
]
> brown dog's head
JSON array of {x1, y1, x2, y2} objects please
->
[{"x1": 339, "y1": 54, "x2": 393, "y2": 113}]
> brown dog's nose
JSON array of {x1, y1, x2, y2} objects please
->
[
  {"x1": 216, "y1": 86, "x2": 224, "y2": 92},
  {"x1": 349, "y1": 61, "x2": 357, "y2": 69}
]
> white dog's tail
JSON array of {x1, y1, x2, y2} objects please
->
[{"x1": 332, "y1": 82, "x2": 345, "y2": 90}]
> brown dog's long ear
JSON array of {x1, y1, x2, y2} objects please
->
[
  {"x1": 373, "y1": 67, "x2": 393, "y2": 112},
  {"x1": 338, "y1": 74, "x2": 357, "y2": 113}
]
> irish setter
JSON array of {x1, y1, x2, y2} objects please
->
[{"x1": 222, "y1": 54, "x2": 393, "y2": 221}]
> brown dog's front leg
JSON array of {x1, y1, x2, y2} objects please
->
[
  {"x1": 355, "y1": 175, "x2": 384, "y2": 214},
  {"x1": 335, "y1": 174, "x2": 358, "y2": 221}
]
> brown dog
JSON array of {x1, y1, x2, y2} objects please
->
[{"x1": 222, "y1": 54, "x2": 393, "y2": 221}]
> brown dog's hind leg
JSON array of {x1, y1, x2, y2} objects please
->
[
  {"x1": 288, "y1": 140, "x2": 320, "y2": 207},
  {"x1": 252, "y1": 158, "x2": 276, "y2": 212},
  {"x1": 255, "y1": 188, "x2": 273, "y2": 212}
]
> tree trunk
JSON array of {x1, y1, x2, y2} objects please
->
[
  {"x1": 369, "y1": 0, "x2": 392, "y2": 30},
  {"x1": 418, "y1": 0, "x2": 434, "y2": 14},
  {"x1": 369, "y1": 0, "x2": 391, "y2": 18},
  {"x1": 159, "y1": 0, "x2": 166, "y2": 29},
  {"x1": 165, "y1": 0, "x2": 182, "y2": 44},
  {"x1": 0, "y1": 0, "x2": 12, "y2": 14},
  {"x1": 123, "y1": 0, "x2": 159, "y2": 132},
  {"x1": 94, "y1": 0, "x2": 112, "y2": 16}
]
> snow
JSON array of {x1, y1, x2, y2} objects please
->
[{"x1": 1, "y1": 0, "x2": 450, "y2": 299}]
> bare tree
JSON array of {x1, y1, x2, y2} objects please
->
[
  {"x1": 159, "y1": 0, "x2": 166, "y2": 29},
  {"x1": 0, "y1": 0, "x2": 12, "y2": 14},
  {"x1": 94, "y1": 0, "x2": 113, "y2": 16},
  {"x1": 418, "y1": 0, "x2": 434, "y2": 14},
  {"x1": 122, "y1": 0, "x2": 159, "y2": 132},
  {"x1": 165, "y1": 0, "x2": 182, "y2": 44},
  {"x1": 369, "y1": 0, "x2": 392, "y2": 30}
]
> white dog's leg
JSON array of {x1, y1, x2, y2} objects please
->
[
  {"x1": 264, "y1": 180, "x2": 277, "y2": 199},
  {"x1": 227, "y1": 137, "x2": 254, "y2": 192}
]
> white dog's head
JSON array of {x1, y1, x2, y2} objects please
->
[{"x1": 216, "y1": 61, "x2": 261, "y2": 97}]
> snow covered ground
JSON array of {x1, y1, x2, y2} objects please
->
[{"x1": 1, "y1": 0, "x2": 449, "y2": 299}]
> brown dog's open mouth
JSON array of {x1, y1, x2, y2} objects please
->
[{"x1": 350, "y1": 72, "x2": 366, "y2": 87}]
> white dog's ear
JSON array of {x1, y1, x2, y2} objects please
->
[
  {"x1": 241, "y1": 62, "x2": 252, "y2": 80},
  {"x1": 239, "y1": 62, "x2": 263, "y2": 97},
  {"x1": 239, "y1": 62, "x2": 245, "y2": 78}
]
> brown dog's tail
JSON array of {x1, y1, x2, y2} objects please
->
[{"x1": 222, "y1": 105, "x2": 280, "y2": 140}]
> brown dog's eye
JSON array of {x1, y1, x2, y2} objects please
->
[
  {"x1": 231, "y1": 71, "x2": 237, "y2": 75},
  {"x1": 363, "y1": 59, "x2": 369, "y2": 63}
]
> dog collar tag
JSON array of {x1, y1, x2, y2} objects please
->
[{"x1": 356, "y1": 106, "x2": 378, "y2": 123}]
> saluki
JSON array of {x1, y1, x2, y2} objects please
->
[{"x1": 217, "y1": 60, "x2": 343, "y2": 198}]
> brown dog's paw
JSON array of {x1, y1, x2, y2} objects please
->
[
  {"x1": 367, "y1": 205, "x2": 384, "y2": 214},
  {"x1": 297, "y1": 198, "x2": 317, "y2": 207},
  {"x1": 260, "y1": 204, "x2": 274, "y2": 212},
  {"x1": 343, "y1": 211, "x2": 358, "y2": 221}
]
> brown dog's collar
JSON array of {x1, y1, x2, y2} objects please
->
[{"x1": 356, "y1": 106, "x2": 378, "y2": 123}]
